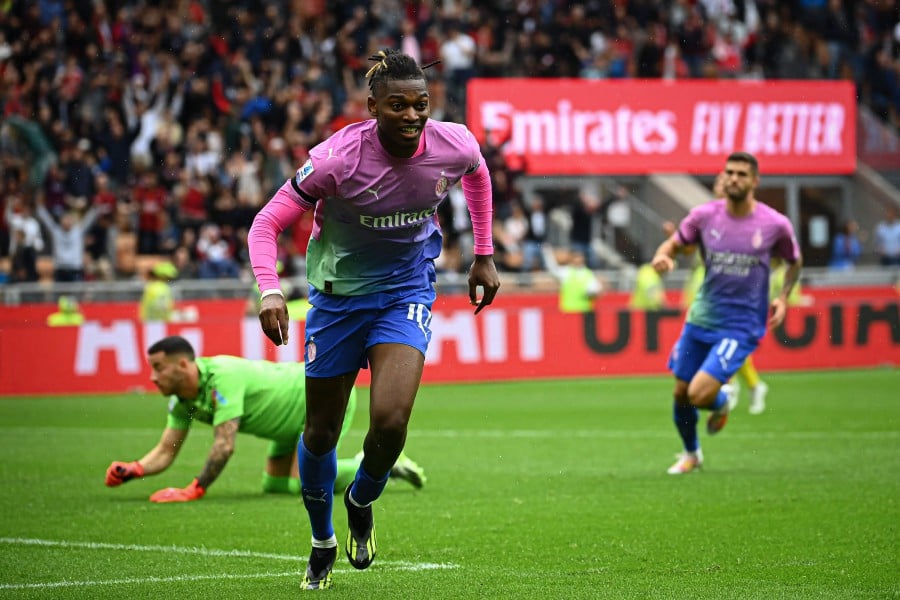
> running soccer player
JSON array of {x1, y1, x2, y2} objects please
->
[
  {"x1": 248, "y1": 49, "x2": 500, "y2": 589},
  {"x1": 651, "y1": 152, "x2": 802, "y2": 475},
  {"x1": 105, "y1": 336, "x2": 425, "y2": 501},
  {"x1": 685, "y1": 172, "x2": 771, "y2": 415}
]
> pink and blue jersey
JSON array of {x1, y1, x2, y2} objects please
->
[
  {"x1": 267, "y1": 119, "x2": 488, "y2": 297},
  {"x1": 678, "y1": 199, "x2": 800, "y2": 341}
]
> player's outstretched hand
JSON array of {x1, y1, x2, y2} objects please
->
[
  {"x1": 149, "y1": 479, "x2": 206, "y2": 503},
  {"x1": 768, "y1": 296, "x2": 788, "y2": 329},
  {"x1": 259, "y1": 293, "x2": 289, "y2": 346},
  {"x1": 105, "y1": 461, "x2": 145, "y2": 487},
  {"x1": 468, "y1": 255, "x2": 500, "y2": 314},
  {"x1": 651, "y1": 253, "x2": 674, "y2": 275}
]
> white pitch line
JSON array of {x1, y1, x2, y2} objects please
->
[
  {"x1": 0, "y1": 571, "x2": 297, "y2": 591},
  {"x1": 0, "y1": 538, "x2": 458, "y2": 590},
  {"x1": 0, "y1": 538, "x2": 459, "y2": 569},
  {"x1": 0, "y1": 537, "x2": 304, "y2": 562}
]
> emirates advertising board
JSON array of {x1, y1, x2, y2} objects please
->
[
  {"x1": 467, "y1": 79, "x2": 857, "y2": 175},
  {"x1": 1, "y1": 288, "x2": 897, "y2": 396}
]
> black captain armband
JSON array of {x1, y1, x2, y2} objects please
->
[{"x1": 289, "y1": 176, "x2": 318, "y2": 205}]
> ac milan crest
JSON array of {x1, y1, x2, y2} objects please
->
[{"x1": 435, "y1": 172, "x2": 448, "y2": 196}]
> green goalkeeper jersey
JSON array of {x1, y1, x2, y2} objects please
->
[{"x1": 166, "y1": 356, "x2": 308, "y2": 441}]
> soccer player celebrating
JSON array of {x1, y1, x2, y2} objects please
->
[
  {"x1": 105, "y1": 336, "x2": 425, "y2": 501},
  {"x1": 248, "y1": 49, "x2": 499, "y2": 590},
  {"x1": 651, "y1": 152, "x2": 802, "y2": 475}
]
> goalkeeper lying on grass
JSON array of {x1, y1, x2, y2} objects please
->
[{"x1": 105, "y1": 335, "x2": 426, "y2": 503}]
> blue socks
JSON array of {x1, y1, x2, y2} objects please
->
[
  {"x1": 298, "y1": 436, "x2": 337, "y2": 542},
  {"x1": 673, "y1": 401, "x2": 700, "y2": 452},
  {"x1": 673, "y1": 387, "x2": 729, "y2": 452},
  {"x1": 709, "y1": 388, "x2": 728, "y2": 412},
  {"x1": 349, "y1": 464, "x2": 390, "y2": 506}
]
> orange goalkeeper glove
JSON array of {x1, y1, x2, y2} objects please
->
[
  {"x1": 149, "y1": 479, "x2": 206, "y2": 503},
  {"x1": 105, "y1": 461, "x2": 145, "y2": 487}
]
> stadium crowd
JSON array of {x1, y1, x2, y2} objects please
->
[{"x1": 1, "y1": 0, "x2": 899, "y2": 284}]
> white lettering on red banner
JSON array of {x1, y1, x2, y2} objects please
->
[
  {"x1": 482, "y1": 100, "x2": 678, "y2": 156},
  {"x1": 519, "y1": 308, "x2": 544, "y2": 361},
  {"x1": 75, "y1": 321, "x2": 141, "y2": 375},
  {"x1": 690, "y1": 102, "x2": 846, "y2": 156},
  {"x1": 468, "y1": 79, "x2": 856, "y2": 174},
  {"x1": 428, "y1": 310, "x2": 483, "y2": 364}
]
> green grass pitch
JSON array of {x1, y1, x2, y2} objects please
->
[{"x1": 0, "y1": 369, "x2": 897, "y2": 599}]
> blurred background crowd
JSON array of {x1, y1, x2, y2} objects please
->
[{"x1": 1, "y1": 0, "x2": 899, "y2": 286}]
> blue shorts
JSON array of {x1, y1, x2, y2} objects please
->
[
  {"x1": 667, "y1": 323, "x2": 759, "y2": 384},
  {"x1": 304, "y1": 282, "x2": 436, "y2": 378}
]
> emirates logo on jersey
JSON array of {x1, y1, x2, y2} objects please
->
[
  {"x1": 359, "y1": 207, "x2": 437, "y2": 229},
  {"x1": 435, "y1": 171, "x2": 448, "y2": 197}
]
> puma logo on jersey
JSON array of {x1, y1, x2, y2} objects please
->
[
  {"x1": 710, "y1": 229, "x2": 722, "y2": 240},
  {"x1": 365, "y1": 186, "x2": 383, "y2": 200}
]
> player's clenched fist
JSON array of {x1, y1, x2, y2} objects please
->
[
  {"x1": 105, "y1": 461, "x2": 145, "y2": 487},
  {"x1": 149, "y1": 479, "x2": 206, "y2": 503}
]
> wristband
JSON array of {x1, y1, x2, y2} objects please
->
[{"x1": 260, "y1": 288, "x2": 284, "y2": 299}]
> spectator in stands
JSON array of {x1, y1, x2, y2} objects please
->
[
  {"x1": 62, "y1": 138, "x2": 96, "y2": 211},
  {"x1": 196, "y1": 223, "x2": 239, "y2": 279},
  {"x1": 5, "y1": 191, "x2": 44, "y2": 283},
  {"x1": 821, "y1": 0, "x2": 855, "y2": 79},
  {"x1": 4, "y1": 115, "x2": 57, "y2": 191},
  {"x1": 521, "y1": 195, "x2": 549, "y2": 272},
  {"x1": 133, "y1": 170, "x2": 168, "y2": 255},
  {"x1": 499, "y1": 200, "x2": 529, "y2": 271},
  {"x1": 491, "y1": 219, "x2": 523, "y2": 272},
  {"x1": 570, "y1": 190, "x2": 602, "y2": 269},
  {"x1": 124, "y1": 71, "x2": 183, "y2": 171},
  {"x1": 39, "y1": 164, "x2": 68, "y2": 220},
  {"x1": 864, "y1": 44, "x2": 900, "y2": 125},
  {"x1": 94, "y1": 109, "x2": 135, "y2": 187},
  {"x1": 829, "y1": 219, "x2": 862, "y2": 271},
  {"x1": 261, "y1": 137, "x2": 293, "y2": 199},
  {"x1": 676, "y1": 8, "x2": 712, "y2": 78},
  {"x1": 711, "y1": 22, "x2": 745, "y2": 77},
  {"x1": 439, "y1": 20, "x2": 477, "y2": 120},
  {"x1": 172, "y1": 175, "x2": 210, "y2": 238},
  {"x1": 83, "y1": 172, "x2": 119, "y2": 281},
  {"x1": 874, "y1": 206, "x2": 900, "y2": 266},
  {"x1": 171, "y1": 243, "x2": 198, "y2": 281},
  {"x1": 35, "y1": 198, "x2": 98, "y2": 283}
]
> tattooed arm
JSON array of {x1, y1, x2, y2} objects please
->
[{"x1": 196, "y1": 417, "x2": 240, "y2": 490}]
